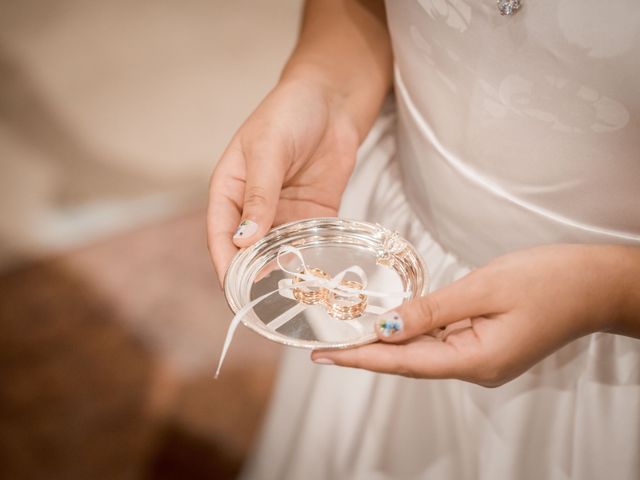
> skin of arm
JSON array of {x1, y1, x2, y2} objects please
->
[
  {"x1": 606, "y1": 245, "x2": 640, "y2": 338},
  {"x1": 207, "y1": 0, "x2": 393, "y2": 283},
  {"x1": 312, "y1": 244, "x2": 640, "y2": 386},
  {"x1": 282, "y1": 0, "x2": 393, "y2": 141}
]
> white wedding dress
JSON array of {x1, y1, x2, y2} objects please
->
[{"x1": 241, "y1": 1, "x2": 640, "y2": 479}]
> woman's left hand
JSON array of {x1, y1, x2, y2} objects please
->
[{"x1": 311, "y1": 244, "x2": 640, "y2": 386}]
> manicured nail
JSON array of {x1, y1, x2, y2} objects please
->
[
  {"x1": 313, "y1": 357, "x2": 334, "y2": 365},
  {"x1": 377, "y1": 312, "x2": 403, "y2": 337},
  {"x1": 233, "y1": 219, "x2": 258, "y2": 239}
]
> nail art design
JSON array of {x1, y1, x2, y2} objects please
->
[
  {"x1": 378, "y1": 312, "x2": 403, "y2": 337},
  {"x1": 233, "y1": 219, "x2": 258, "y2": 239}
]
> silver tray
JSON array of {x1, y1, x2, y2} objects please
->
[{"x1": 224, "y1": 217, "x2": 428, "y2": 349}]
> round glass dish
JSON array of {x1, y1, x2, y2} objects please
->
[{"x1": 224, "y1": 217, "x2": 428, "y2": 349}]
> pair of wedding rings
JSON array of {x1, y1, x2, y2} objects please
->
[{"x1": 292, "y1": 268, "x2": 368, "y2": 320}]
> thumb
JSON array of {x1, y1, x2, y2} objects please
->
[
  {"x1": 233, "y1": 141, "x2": 287, "y2": 247},
  {"x1": 375, "y1": 271, "x2": 492, "y2": 342}
]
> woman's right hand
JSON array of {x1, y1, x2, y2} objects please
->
[{"x1": 207, "y1": 77, "x2": 361, "y2": 284}]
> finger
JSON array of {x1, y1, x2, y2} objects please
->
[
  {"x1": 209, "y1": 230, "x2": 239, "y2": 285},
  {"x1": 208, "y1": 146, "x2": 245, "y2": 284},
  {"x1": 311, "y1": 335, "x2": 469, "y2": 379},
  {"x1": 208, "y1": 194, "x2": 240, "y2": 284},
  {"x1": 232, "y1": 139, "x2": 287, "y2": 248},
  {"x1": 375, "y1": 270, "x2": 497, "y2": 343},
  {"x1": 440, "y1": 318, "x2": 473, "y2": 340}
]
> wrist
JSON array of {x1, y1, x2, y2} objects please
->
[
  {"x1": 280, "y1": 60, "x2": 350, "y2": 97},
  {"x1": 580, "y1": 245, "x2": 640, "y2": 337},
  {"x1": 280, "y1": 58, "x2": 391, "y2": 143},
  {"x1": 605, "y1": 246, "x2": 640, "y2": 338}
]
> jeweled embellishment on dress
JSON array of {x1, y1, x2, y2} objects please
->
[{"x1": 497, "y1": 0, "x2": 521, "y2": 16}]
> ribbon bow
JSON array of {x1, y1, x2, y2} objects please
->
[{"x1": 215, "y1": 246, "x2": 410, "y2": 377}]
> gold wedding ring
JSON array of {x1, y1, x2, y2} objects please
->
[
  {"x1": 292, "y1": 268, "x2": 330, "y2": 305},
  {"x1": 324, "y1": 279, "x2": 368, "y2": 321},
  {"x1": 291, "y1": 268, "x2": 368, "y2": 320}
]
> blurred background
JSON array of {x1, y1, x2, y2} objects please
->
[{"x1": 0, "y1": 0, "x2": 302, "y2": 478}]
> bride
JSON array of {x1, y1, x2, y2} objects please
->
[{"x1": 208, "y1": 1, "x2": 640, "y2": 478}]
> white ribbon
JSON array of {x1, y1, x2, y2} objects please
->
[{"x1": 215, "y1": 245, "x2": 410, "y2": 377}]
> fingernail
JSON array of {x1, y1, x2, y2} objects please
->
[
  {"x1": 233, "y1": 219, "x2": 258, "y2": 239},
  {"x1": 313, "y1": 357, "x2": 334, "y2": 365},
  {"x1": 377, "y1": 312, "x2": 403, "y2": 337}
]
